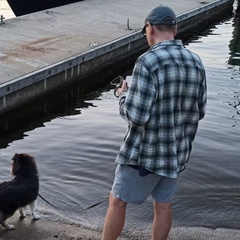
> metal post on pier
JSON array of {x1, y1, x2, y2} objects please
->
[{"x1": 0, "y1": 15, "x2": 5, "y2": 24}]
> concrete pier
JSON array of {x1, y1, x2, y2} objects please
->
[{"x1": 0, "y1": 0, "x2": 235, "y2": 114}]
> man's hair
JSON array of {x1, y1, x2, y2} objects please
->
[{"x1": 155, "y1": 24, "x2": 177, "y2": 33}]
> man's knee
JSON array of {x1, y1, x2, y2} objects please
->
[
  {"x1": 109, "y1": 194, "x2": 127, "y2": 209},
  {"x1": 153, "y1": 202, "x2": 172, "y2": 214}
]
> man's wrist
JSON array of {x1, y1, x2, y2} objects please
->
[{"x1": 119, "y1": 90, "x2": 127, "y2": 97}]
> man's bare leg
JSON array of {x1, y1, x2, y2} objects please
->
[
  {"x1": 152, "y1": 202, "x2": 172, "y2": 240},
  {"x1": 102, "y1": 193, "x2": 127, "y2": 240}
]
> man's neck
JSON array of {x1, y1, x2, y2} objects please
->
[{"x1": 152, "y1": 32, "x2": 174, "y2": 46}]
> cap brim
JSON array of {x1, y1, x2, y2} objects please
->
[{"x1": 141, "y1": 24, "x2": 147, "y2": 34}]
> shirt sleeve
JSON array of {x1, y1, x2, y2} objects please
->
[{"x1": 119, "y1": 60, "x2": 156, "y2": 127}]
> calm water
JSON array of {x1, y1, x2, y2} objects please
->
[{"x1": 0, "y1": 1, "x2": 240, "y2": 238}]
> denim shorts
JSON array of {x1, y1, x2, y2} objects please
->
[{"x1": 111, "y1": 165, "x2": 178, "y2": 205}]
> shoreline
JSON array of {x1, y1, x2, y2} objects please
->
[{"x1": 1, "y1": 214, "x2": 240, "y2": 240}]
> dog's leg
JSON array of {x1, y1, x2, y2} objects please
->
[
  {"x1": 29, "y1": 200, "x2": 39, "y2": 220},
  {"x1": 0, "y1": 212, "x2": 15, "y2": 229},
  {"x1": 19, "y1": 207, "x2": 26, "y2": 218},
  {"x1": 1, "y1": 220, "x2": 15, "y2": 230}
]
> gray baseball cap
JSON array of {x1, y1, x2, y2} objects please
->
[{"x1": 142, "y1": 5, "x2": 177, "y2": 34}]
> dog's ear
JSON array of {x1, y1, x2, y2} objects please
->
[
  {"x1": 11, "y1": 153, "x2": 19, "y2": 176},
  {"x1": 12, "y1": 153, "x2": 18, "y2": 160}
]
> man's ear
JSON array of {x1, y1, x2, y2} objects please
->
[
  {"x1": 173, "y1": 25, "x2": 178, "y2": 36},
  {"x1": 149, "y1": 24, "x2": 155, "y2": 35}
]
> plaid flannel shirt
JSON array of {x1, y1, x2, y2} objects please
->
[{"x1": 116, "y1": 40, "x2": 207, "y2": 178}]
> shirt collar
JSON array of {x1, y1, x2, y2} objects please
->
[{"x1": 150, "y1": 39, "x2": 182, "y2": 50}]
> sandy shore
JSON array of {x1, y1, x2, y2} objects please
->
[
  {"x1": 0, "y1": 214, "x2": 101, "y2": 240},
  {"x1": 1, "y1": 213, "x2": 240, "y2": 240}
]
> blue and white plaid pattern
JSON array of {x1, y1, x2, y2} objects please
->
[{"x1": 116, "y1": 40, "x2": 207, "y2": 178}]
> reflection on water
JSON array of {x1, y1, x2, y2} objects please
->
[
  {"x1": 0, "y1": 2, "x2": 240, "y2": 238},
  {"x1": 229, "y1": 5, "x2": 240, "y2": 66},
  {"x1": 0, "y1": 64, "x2": 133, "y2": 148},
  {"x1": 0, "y1": 78, "x2": 105, "y2": 149}
]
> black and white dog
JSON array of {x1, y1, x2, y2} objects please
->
[{"x1": 0, "y1": 153, "x2": 39, "y2": 229}]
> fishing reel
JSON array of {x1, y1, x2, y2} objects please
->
[{"x1": 110, "y1": 76, "x2": 124, "y2": 98}]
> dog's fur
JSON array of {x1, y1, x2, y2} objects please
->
[{"x1": 0, "y1": 153, "x2": 39, "y2": 229}]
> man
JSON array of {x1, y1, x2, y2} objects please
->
[{"x1": 102, "y1": 5, "x2": 207, "y2": 240}]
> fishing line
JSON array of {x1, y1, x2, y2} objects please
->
[{"x1": 38, "y1": 193, "x2": 109, "y2": 212}]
